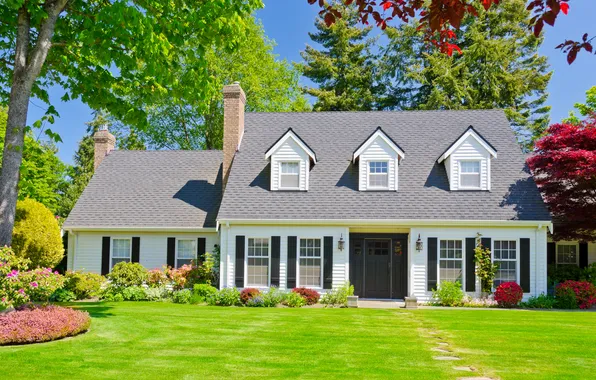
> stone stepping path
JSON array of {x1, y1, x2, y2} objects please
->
[
  {"x1": 453, "y1": 366, "x2": 475, "y2": 372},
  {"x1": 431, "y1": 347, "x2": 452, "y2": 353},
  {"x1": 434, "y1": 356, "x2": 462, "y2": 361},
  {"x1": 456, "y1": 377, "x2": 493, "y2": 380}
]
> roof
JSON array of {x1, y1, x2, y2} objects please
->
[
  {"x1": 218, "y1": 110, "x2": 551, "y2": 222},
  {"x1": 265, "y1": 128, "x2": 317, "y2": 163},
  {"x1": 437, "y1": 125, "x2": 498, "y2": 163},
  {"x1": 64, "y1": 150, "x2": 222, "y2": 230},
  {"x1": 353, "y1": 126, "x2": 405, "y2": 163}
]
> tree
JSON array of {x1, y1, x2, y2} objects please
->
[
  {"x1": 563, "y1": 86, "x2": 596, "y2": 125},
  {"x1": 527, "y1": 118, "x2": 596, "y2": 242},
  {"x1": 381, "y1": 0, "x2": 551, "y2": 147},
  {"x1": 0, "y1": 0, "x2": 263, "y2": 245},
  {"x1": 299, "y1": 1, "x2": 381, "y2": 111},
  {"x1": 310, "y1": 0, "x2": 594, "y2": 64}
]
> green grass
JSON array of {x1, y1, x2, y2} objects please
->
[{"x1": 1, "y1": 303, "x2": 595, "y2": 379}]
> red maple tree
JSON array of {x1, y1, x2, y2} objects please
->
[
  {"x1": 527, "y1": 116, "x2": 596, "y2": 241},
  {"x1": 308, "y1": 0, "x2": 594, "y2": 63}
]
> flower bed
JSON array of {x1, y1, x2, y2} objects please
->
[{"x1": 0, "y1": 305, "x2": 91, "y2": 345}]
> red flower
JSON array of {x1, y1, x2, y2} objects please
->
[
  {"x1": 556, "y1": 281, "x2": 596, "y2": 309},
  {"x1": 494, "y1": 282, "x2": 524, "y2": 308}
]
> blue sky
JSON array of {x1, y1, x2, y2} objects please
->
[{"x1": 28, "y1": 0, "x2": 596, "y2": 165}]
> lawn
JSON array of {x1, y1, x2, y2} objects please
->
[{"x1": 1, "y1": 303, "x2": 595, "y2": 379}]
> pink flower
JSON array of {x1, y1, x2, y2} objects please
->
[
  {"x1": 30, "y1": 281, "x2": 38, "y2": 288},
  {"x1": 18, "y1": 288, "x2": 25, "y2": 294},
  {"x1": 6, "y1": 270, "x2": 18, "y2": 278}
]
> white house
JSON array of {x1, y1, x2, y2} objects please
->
[{"x1": 63, "y1": 83, "x2": 553, "y2": 301}]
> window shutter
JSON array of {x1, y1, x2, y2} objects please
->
[
  {"x1": 197, "y1": 237, "x2": 206, "y2": 261},
  {"x1": 547, "y1": 242, "x2": 555, "y2": 265},
  {"x1": 520, "y1": 238, "x2": 530, "y2": 292},
  {"x1": 271, "y1": 236, "x2": 281, "y2": 287},
  {"x1": 287, "y1": 236, "x2": 297, "y2": 289},
  {"x1": 323, "y1": 236, "x2": 333, "y2": 289},
  {"x1": 132, "y1": 237, "x2": 140, "y2": 263},
  {"x1": 167, "y1": 237, "x2": 176, "y2": 268},
  {"x1": 580, "y1": 243, "x2": 588, "y2": 269},
  {"x1": 465, "y1": 238, "x2": 476, "y2": 292},
  {"x1": 101, "y1": 237, "x2": 110, "y2": 275},
  {"x1": 235, "y1": 236, "x2": 245, "y2": 288},
  {"x1": 427, "y1": 237, "x2": 437, "y2": 291}
]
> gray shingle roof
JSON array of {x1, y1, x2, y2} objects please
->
[
  {"x1": 218, "y1": 110, "x2": 551, "y2": 222},
  {"x1": 64, "y1": 150, "x2": 222, "y2": 229}
]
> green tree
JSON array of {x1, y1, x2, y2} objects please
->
[
  {"x1": 381, "y1": 0, "x2": 551, "y2": 147},
  {"x1": 299, "y1": 0, "x2": 381, "y2": 111},
  {"x1": 563, "y1": 86, "x2": 596, "y2": 124},
  {"x1": 0, "y1": 0, "x2": 263, "y2": 246}
]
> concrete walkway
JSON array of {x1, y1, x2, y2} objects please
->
[{"x1": 357, "y1": 299, "x2": 405, "y2": 308}]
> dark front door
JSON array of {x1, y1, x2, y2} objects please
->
[{"x1": 364, "y1": 239, "x2": 391, "y2": 298}]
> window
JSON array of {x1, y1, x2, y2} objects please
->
[
  {"x1": 368, "y1": 161, "x2": 389, "y2": 188},
  {"x1": 177, "y1": 239, "x2": 196, "y2": 268},
  {"x1": 460, "y1": 161, "x2": 481, "y2": 188},
  {"x1": 111, "y1": 238, "x2": 131, "y2": 268},
  {"x1": 494, "y1": 240, "x2": 517, "y2": 287},
  {"x1": 280, "y1": 162, "x2": 300, "y2": 189},
  {"x1": 299, "y1": 238, "x2": 322, "y2": 287},
  {"x1": 439, "y1": 240, "x2": 463, "y2": 285},
  {"x1": 557, "y1": 244, "x2": 578, "y2": 265},
  {"x1": 247, "y1": 238, "x2": 269, "y2": 286}
]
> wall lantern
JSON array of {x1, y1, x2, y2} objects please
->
[
  {"x1": 415, "y1": 234, "x2": 423, "y2": 252},
  {"x1": 338, "y1": 234, "x2": 345, "y2": 251}
]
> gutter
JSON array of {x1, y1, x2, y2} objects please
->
[{"x1": 64, "y1": 226, "x2": 218, "y2": 233}]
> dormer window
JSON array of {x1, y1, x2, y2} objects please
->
[
  {"x1": 280, "y1": 162, "x2": 300, "y2": 189},
  {"x1": 265, "y1": 128, "x2": 316, "y2": 191},
  {"x1": 460, "y1": 161, "x2": 481, "y2": 189},
  {"x1": 368, "y1": 161, "x2": 389, "y2": 188}
]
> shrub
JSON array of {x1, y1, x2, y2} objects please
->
[
  {"x1": 19, "y1": 267, "x2": 65, "y2": 303},
  {"x1": 11, "y1": 199, "x2": 64, "y2": 268},
  {"x1": 164, "y1": 265, "x2": 193, "y2": 290},
  {"x1": 494, "y1": 282, "x2": 524, "y2": 308},
  {"x1": 262, "y1": 287, "x2": 284, "y2": 307},
  {"x1": 522, "y1": 293, "x2": 557, "y2": 309},
  {"x1": 64, "y1": 271, "x2": 105, "y2": 300},
  {"x1": 548, "y1": 264, "x2": 581, "y2": 286},
  {"x1": 50, "y1": 288, "x2": 77, "y2": 302},
  {"x1": 240, "y1": 288, "x2": 261, "y2": 305},
  {"x1": 172, "y1": 289, "x2": 192, "y2": 304},
  {"x1": 100, "y1": 286, "x2": 124, "y2": 302},
  {"x1": 580, "y1": 263, "x2": 596, "y2": 286},
  {"x1": 207, "y1": 287, "x2": 240, "y2": 306},
  {"x1": 246, "y1": 296, "x2": 265, "y2": 307},
  {"x1": 320, "y1": 282, "x2": 354, "y2": 308},
  {"x1": 284, "y1": 291, "x2": 306, "y2": 308},
  {"x1": 555, "y1": 280, "x2": 596, "y2": 309},
  {"x1": 121, "y1": 286, "x2": 147, "y2": 301},
  {"x1": 0, "y1": 305, "x2": 90, "y2": 345},
  {"x1": 431, "y1": 281, "x2": 464, "y2": 307},
  {"x1": 475, "y1": 244, "x2": 498, "y2": 293},
  {"x1": 145, "y1": 287, "x2": 170, "y2": 301},
  {"x1": 192, "y1": 284, "x2": 217, "y2": 303},
  {"x1": 292, "y1": 287, "x2": 320, "y2": 305},
  {"x1": 461, "y1": 295, "x2": 497, "y2": 308},
  {"x1": 107, "y1": 262, "x2": 147, "y2": 287},
  {"x1": 146, "y1": 269, "x2": 169, "y2": 288},
  {"x1": 194, "y1": 252, "x2": 217, "y2": 286}
]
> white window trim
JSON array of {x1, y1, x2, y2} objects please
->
[
  {"x1": 110, "y1": 237, "x2": 132, "y2": 270},
  {"x1": 176, "y1": 238, "x2": 197, "y2": 268},
  {"x1": 297, "y1": 237, "x2": 324, "y2": 289},
  {"x1": 556, "y1": 242, "x2": 580, "y2": 265},
  {"x1": 492, "y1": 239, "x2": 520, "y2": 289},
  {"x1": 437, "y1": 239, "x2": 465, "y2": 289},
  {"x1": 278, "y1": 160, "x2": 301, "y2": 191},
  {"x1": 245, "y1": 237, "x2": 271, "y2": 288},
  {"x1": 458, "y1": 160, "x2": 482, "y2": 190},
  {"x1": 366, "y1": 160, "x2": 390, "y2": 190}
]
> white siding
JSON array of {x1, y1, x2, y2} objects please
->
[
  {"x1": 358, "y1": 136, "x2": 400, "y2": 191},
  {"x1": 270, "y1": 139, "x2": 310, "y2": 191},
  {"x1": 70, "y1": 231, "x2": 219, "y2": 273},
  {"x1": 449, "y1": 136, "x2": 491, "y2": 191},
  {"x1": 590, "y1": 243, "x2": 596, "y2": 265}
]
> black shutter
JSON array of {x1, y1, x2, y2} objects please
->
[
  {"x1": 132, "y1": 237, "x2": 140, "y2": 263},
  {"x1": 197, "y1": 237, "x2": 206, "y2": 261},
  {"x1": 580, "y1": 243, "x2": 589, "y2": 269},
  {"x1": 323, "y1": 236, "x2": 333, "y2": 289},
  {"x1": 101, "y1": 237, "x2": 110, "y2": 275},
  {"x1": 287, "y1": 236, "x2": 297, "y2": 289},
  {"x1": 427, "y1": 237, "x2": 438, "y2": 291},
  {"x1": 167, "y1": 237, "x2": 176, "y2": 268},
  {"x1": 520, "y1": 238, "x2": 531, "y2": 292},
  {"x1": 547, "y1": 242, "x2": 556, "y2": 265},
  {"x1": 235, "y1": 236, "x2": 245, "y2": 288},
  {"x1": 271, "y1": 236, "x2": 281, "y2": 287},
  {"x1": 465, "y1": 238, "x2": 476, "y2": 292}
]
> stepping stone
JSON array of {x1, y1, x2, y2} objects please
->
[
  {"x1": 431, "y1": 347, "x2": 451, "y2": 353},
  {"x1": 453, "y1": 366, "x2": 475, "y2": 372},
  {"x1": 433, "y1": 356, "x2": 461, "y2": 361},
  {"x1": 436, "y1": 341, "x2": 449, "y2": 346},
  {"x1": 456, "y1": 377, "x2": 493, "y2": 380}
]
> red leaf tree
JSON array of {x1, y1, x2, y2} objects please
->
[{"x1": 527, "y1": 116, "x2": 596, "y2": 241}]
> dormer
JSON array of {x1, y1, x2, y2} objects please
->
[
  {"x1": 437, "y1": 126, "x2": 497, "y2": 191},
  {"x1": 265, "y1": 128, "x2": 316, "y2": 191},
  {"x1": 352, "y1": 127, "x2": 405, "y2": 192}
]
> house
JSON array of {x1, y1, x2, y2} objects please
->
[{"x1": 63, "y1": 83, "x2": 552, "y2": 301}]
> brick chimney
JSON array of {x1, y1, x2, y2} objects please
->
[
  {"x1": 93, "y1": 124, "x2": 116, "y2": 170},
  {"x1": 223, "y1": 82, "x2": 246, "y2": 186}
]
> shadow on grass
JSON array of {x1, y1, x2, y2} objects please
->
[{"x1": 66, "y1": 302, "x2": 115, "y2": 318}]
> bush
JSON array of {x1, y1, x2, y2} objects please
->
[
  {"x1": 146, "y1": 269, "x2": 169, "y2": 288},
  {"x1": 172, "y1": 289, "x2": 192, "y2": 304},
  {"x1": 431, "y1": 281, "x2": 464, "y2": 307},
  {"x1": 207, "y1": 287, "x2": 240, "y2": 306},
  {"x1": 121, "y1": 286, "x2": 147, "y2": 301},
  {"x1": 50, "y1": 288, "x2": 77, "y2": 302},
  {"x1": 494, "y1": 282, "x2": 524, "y2": 308},
  {"x1": 555, "y1": 280, "x2": 596, "y2": 309},
  {"x1": 246, "y1": 296, "x2": 265, "y2": 307},
  {"x1": 64, "y1": 271, "x2": 105, "y2": 300},
  {"x1": 522, "y1": 293, "x2": 557, "y2": 309},
  {"x1": 100, "y1": 286, "x2": 124, "y2": 302},
  {"x1": 107, "y1": 262, "x2": 147, "y2": 287},
  {"x1": 0, "y1": 305, "x2": 90, "y2": 345},
  {"x1": 284, "y1": 291, "x2": 306, "y2": 308},
  {"x1": 548, "y1": 264, "x2": 581, "y2": 285},
  {"x1": 240, "y1": 288, "x2": 261, "y2": 305},
  {"x1": 292, "y1": 287, "x2": 320, "y2": 305},
  {"x1": 261, "y1": 287, "x2": 285, "y2": 307},
  {"x1": 145, "y1": 287, "x2": 170, "y2": 301},
  {"x1": 192, "y1": 284, "x2": 217, "y2": 303},
  {"x1": 581, "y1": 263, "x2": 596, "y2": 286},
  {"x1": 164, "y1": 265, "x2": 193, "y2": 290},
  {"x1": 320, "y1": 283, "x2": 354, "y2": 308},
  {"x1": 11, "y1": 199, "x2": 64, "y2": 268}
]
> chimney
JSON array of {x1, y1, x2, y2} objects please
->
[
  {"x1": 222, "y1": 82, "x2": 246, "y2": 186},
  {"x1": 93, "y1": 124, "x2": 116, "y2": 170}
]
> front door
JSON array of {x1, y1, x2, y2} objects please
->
[{"x1": 364, "y1": 239, "x2": 391, "y2": 298}]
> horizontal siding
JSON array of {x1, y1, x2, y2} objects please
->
[
  {"x1": 270, "y1": 139, "x2": 309, "y2": 191},
  {"x1": 358, "y1": 136, "x2": 399, "y2": 191},
  {"x1": 450, "y1": 136, "x2": 490, "y2": 191}
]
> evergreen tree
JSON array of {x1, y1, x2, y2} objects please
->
[
  {"x1": 381, "y1": 0, "x2": 551, "y2": 147},
  {"x1": 299, "y1": 1, "x2": 381, "y2": 111}
]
